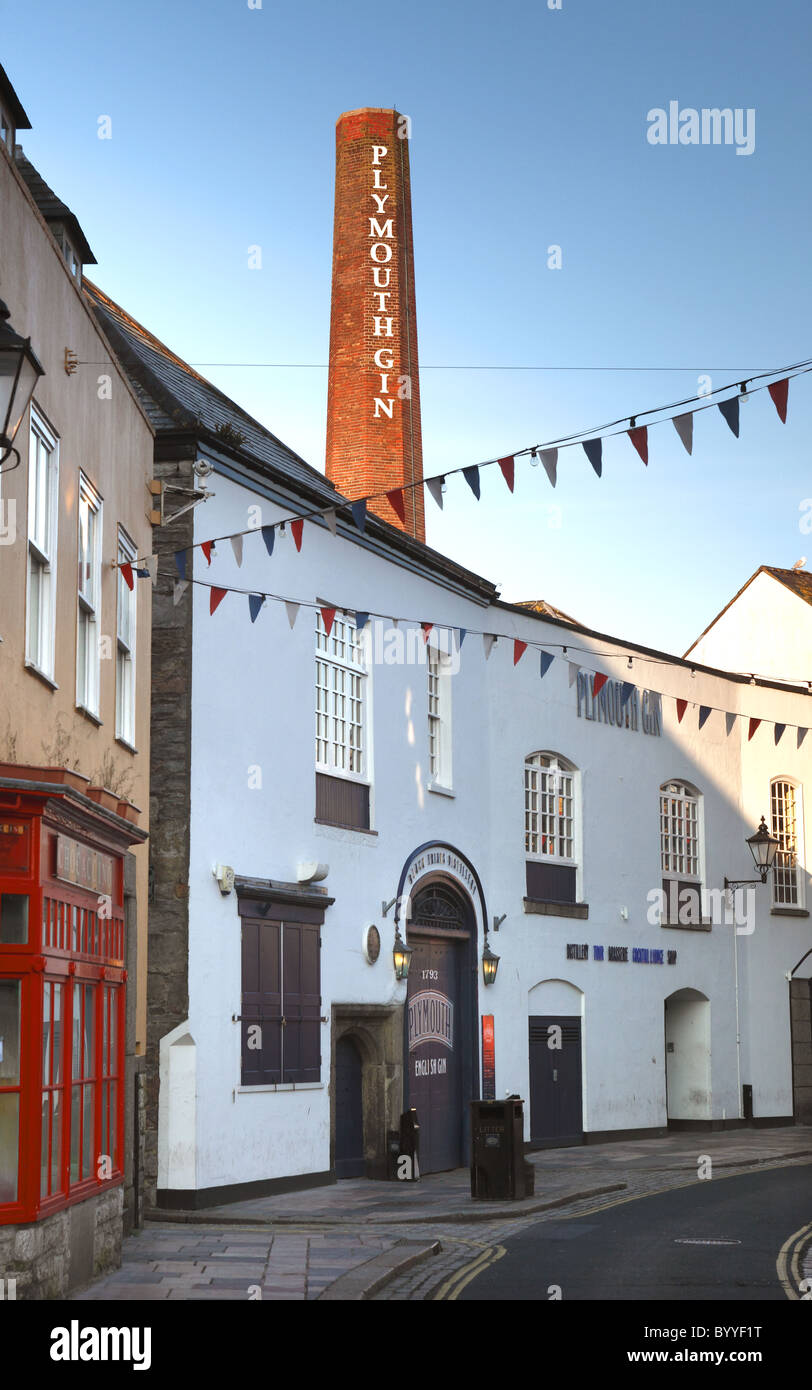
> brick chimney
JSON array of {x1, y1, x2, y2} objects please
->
[{"x1": 325, "y1": 108, "x2": 425, "y2": 542}]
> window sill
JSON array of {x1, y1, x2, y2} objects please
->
[
  {"x1": 314, "y1": 819, "x2": 378, "y2": 837},
  {"x1": 237, "y1": 1082, "x2": 324, "y2": 1094},
  {"x1": 115, "y1": 736, "x2": 138, "y2": 756},
  {"x1": 427, "y1": 782, "x2": 454, "y2": 798},
  {"x1": 770, "y1": 907, "x2": 809, "y2": 918},
  {"x1": 25, "y1": 661, "x2": 58, "y2": 691},
  {"x1": 523, "y1": 898, "x2": 589, "y2": 920},
  {"x1": 659, "y1": 920, "x2": 712, "y2": 931},
  {"x1": 76, "y1": 704, "x2": 102, "y2": 727}
]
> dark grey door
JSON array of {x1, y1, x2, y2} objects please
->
[
  {"x1": 529, "y1": 1015, "x2": 583, "y2": 1147},
  {"x1": 407, "y1": 936, "x2": 462, "y2": 1173},
  {"x1": 335, "y1": 1035, "x2": 365, "y2": 1177}
]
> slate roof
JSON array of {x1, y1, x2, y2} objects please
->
[
  {"x1": 764, "y1": 565, "x2": 812, "y2": 607},
  {"x1": 14, "y1": 148, "x2": 96, "y2": 264},
  {"x1": 83, "y1": 279, "x2": 341, "y2": 506}
]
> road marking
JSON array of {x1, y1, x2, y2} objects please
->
[
  {"x1": 776, "y1": 1220, "x2": 812, "y2": 1300},
  {"x1": 674, "y1": 1238, "x2": 741, "y2": 1245},
  {"x1": 433, "y1": 1243, "x2": 507, "y2": 1301}
]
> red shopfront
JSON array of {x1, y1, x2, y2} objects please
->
[{"x1": 0, "y1": 773, "x2": 145, "y2": 1227}]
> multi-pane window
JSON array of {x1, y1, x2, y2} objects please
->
[
  {"x1": 76, "y1": 474, "x2": 102, "y2": 716},
  {"x1": 41, "y1": 981, "x2": 64, "y2": 1200},
  {"x1": 525, "y1": 754, "x2": 575, "y2": 859},
  {"x1": 524, "y1": 753, "x2": 578, "y2": 905},
  {"x1": 26, "y1": 408, "x2": 59, "y2": 678},
  {"x1": 659, "y1": 781, "x2": 703, "y2": 927},
  {"x1": 427, "y1": 643, "x2": 453, "y2": 788},
  {"x1": 70, "y1": 981, "x2": 96, "y2": 1187},
  {"x1": 0, "y1": 979, "x2": 21, "y2": 1204},
  {"x1": 315, "y1": 611, "x2": 366, "y2": 778},
  {"x1": 116, "y1": 529, "x2": 137, "y2": 746},
  {"x1": 660, "y1": 783, "x2": 700, "y2": 877},
  {"x1": 771, "y1": 779, "x2": 802, "y2": 907}
]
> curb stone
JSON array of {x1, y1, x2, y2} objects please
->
[{"x1": 316, "y1": 1240, "x2": 442, "y2": 1300}]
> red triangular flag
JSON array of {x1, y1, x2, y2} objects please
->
[
  {"x1": 498, "y1": 456, "x2": 515, "y2": 493},
  {"x1": 201, "y1": 541, "x2": 213, "y2": 566},
  {"x1": 513, "y1": 639, "x2": 527, "y2": 665},
  {"x1": 120, "y1": 562, "x2": 134, "y2": 590},
  {"x1": 421, "y1": 623, "x2": 433, "y2": 644},
  {"x1": 320, "y1": 606, "x2": 337, "y2": 637},
  {"x1": 210, "y1": 586, "x2": 227, "y2": 615},
  {"x1": 628, "y1": 426, "x2": 648, "y2": 465},
  {"x1": 748, "y1": 717, "x2": 761, "y2": 741},
  {"x1": 676, "y1": 698, "x2": 688, "y2": 723},
  {"x1": 592, "y1": 672, "x2": 609, "y2": 696},
  {"x1": 290, "y1": 519, "x2": 304, "y2": 552},
  {"x1": 386, "y1": 488, "x2": 406, "y2": 525},
  {"x1": 768, "y1": 378, "x2": 788, "y2": 423}
]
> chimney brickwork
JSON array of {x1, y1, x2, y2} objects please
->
[{"x1": 326, "y1": 108, "x2": 425, "y2": 542}]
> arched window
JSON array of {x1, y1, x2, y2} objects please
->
[
  {"x1": 659, "y1": 780, "x2": 704, "y2": 928},
  {"x1": 525, "y1": 753, "x2": 579, "y2": 905},
  {"x1": 771, "y1": 778, "x2": 804, "y2": 909}
]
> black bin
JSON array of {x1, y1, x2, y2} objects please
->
[{"x1": 470, "y1": 1098, "x2": 531, "y2": 1200}]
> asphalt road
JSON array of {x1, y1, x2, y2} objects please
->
[{"x1": 458, "y1": 1165, "x2": 812, "y2": 1300}]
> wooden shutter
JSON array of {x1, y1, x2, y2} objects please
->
[
  {"x1": 241, "y1": 917, "x2": 282, "y2": 1084},
  {"x1": 526, "y1": 861, "x2": 576, "y2": 903},
  {"x1": 282, "y1": 922, "x2": 321, "y2": 1083}
]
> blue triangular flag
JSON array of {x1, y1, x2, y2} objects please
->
[
  {"x1": 248, "y1": 594, "x2": 264, "y2": 624},
  {"x1": 135, "y1": 567, "x2": 150, "y2": 579},
  {"x1": 718, "y1": 397, "x2": 740, "y2": 438},
  {"x1": 351, "y1": 500, "x2": 367, "y2": 533},
  {"x1": 621, "y1": 681, "x2": 635, "y2": 706},
  {"x1": 539, "y1": 651, "x2": 554, "y2": 679},
  {"x1": 462, "y1": 465, "x2": 481, "y2": 499},
  {"x1": 174, "y1": 551, "x2": 186, "y2": 580},
  {"x1": 261, "y1": 525, "x2": 275, "y2": 557},
  {"x1": 354, "y1": 611, "x2": 370, "y2": 631},
  {"x1": 698, "y1": 706, "x2": 712, "y2": 729},
  {"x1": 458, "y1": 628, "x2": 467, "y2": 647},
  {"x1": 583, "y1": 439, "x2": 602, "y2": 476},
  {"x1": 774, "y1": 723, "x2": 786, "y2": 745}
]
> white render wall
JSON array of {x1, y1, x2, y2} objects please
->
[
  {"x1": 688, "y1": 571, "x2": 812, "y2": 683},
  {"x1": 175, "y1": 473, "x2": 812, "y2": 1191}
]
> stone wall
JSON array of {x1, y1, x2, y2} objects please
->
[
  {"x1": 0, "y1": 1187, "x2": 123, "y2": 1299},
  {"x1": 144, "y1": 454, "x2": 196, "y2": 1206}
]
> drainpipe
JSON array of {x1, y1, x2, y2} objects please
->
[{"x1": 732, "y1": 908, "x2": 743, "y2": 1120}]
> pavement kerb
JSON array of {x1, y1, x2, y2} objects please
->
[
  {"x1": 143, "y1": 1181, "x2": 627, "y2": 1227},
  {"x1": 316, "y1": 1240, "x2": 442, "y2": 1300},
  {"x1": 141, "y1": 1145, "x2": 812, "y2": 1230}
]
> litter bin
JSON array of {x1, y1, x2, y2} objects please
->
[{"x1": 470, "y1": 1098, "x2": 532, "y2": 1200}]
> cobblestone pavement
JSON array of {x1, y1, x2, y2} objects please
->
[{"x1": 70, "y1": 1128, "x2": 812, "y2": 1302}]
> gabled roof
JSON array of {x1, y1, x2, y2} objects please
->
[
  {"x1": 14, "y1": 148, "x2": 96, "y2": 264},
  {"x1": 0, "y1": 62, "x2": 31, "y2": 130},
  {"x1": 84, "y1": 279, "x2": 340, "y2": 505},
  {"x1": 684, "y1": 564, "x2": 812, "y2": 658}
]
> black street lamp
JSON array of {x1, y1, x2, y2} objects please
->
[
  {"x1": 482, "y1": 937, "x2": 500, "y2": 986},
  {"x1": 0, "y1": 300, "x2": 45, "y2": 472},
  {"x1": 724, "y1": 816, "x2": 780, "y2": 891}
]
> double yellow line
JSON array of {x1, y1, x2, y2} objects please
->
[
  {"x1": 776, "y1": 1220, "x2": 812, "y2": 1300},
  {"x1": 433, "y1": 1243, "x2": 507, "y2": 1301}
]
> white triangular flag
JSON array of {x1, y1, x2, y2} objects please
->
[
  {"x1": 173, "y1": 580, "x2": 189, "y2": 606},
  {"x1": 230, "y1": 534, "x2": 244, "y2": 567},
  {"x1": 483, "y1": 634, "x2": 497, "y2": 660},
  {"x1": 426, "y1": 476, "x2": 444, "y2": 510},
  {"x1": 285, "y1": 601, "x2": 300, "y2": 629},
  {"x1": 145, "y1": 555, "x2": 158, "y2": 586},
  {"x1": 568, "y1": 661, "x2": 579, "y2": 688},
  {"x1": 324, "y1": 509, "x2": 338, "y2": 536},
  {"x1": 672, "y1": 412, "x2": 694, "y2": 455},
  {"x1": 539, "y1": 449, "x2": 558, "y2": 487}
]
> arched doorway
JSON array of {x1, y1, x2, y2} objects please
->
[
  {"x1": 405, "y1": 882, "x2": 475, "y2": 1173},
  {"x1": 664, "y1": 988, "x2": 711, "y2": 1123},
  {"x1": 334, "y1": 1034, "x2": 365, "y2": 1177}
]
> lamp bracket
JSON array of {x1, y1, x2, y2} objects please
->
[
  {"x1": 724, "y1": 875, "x2": 766, "y2": 892},
  {"x1": 381, "y1": 896, "x2": 398, "y2": 918},
  {"x1": 0, "y1": 444, "x2": 21, "y2": 474},
  {"x1": 492, "y1": 913, "x2": 506, "y2": 933}
]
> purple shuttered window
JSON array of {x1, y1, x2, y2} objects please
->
[{"x1": 240, "y1": 911, "x2": 321, "y2": 1085}]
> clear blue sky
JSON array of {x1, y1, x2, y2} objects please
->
[{"x1": 4, "y1": 0, "x2": 811, "y2": 662}]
